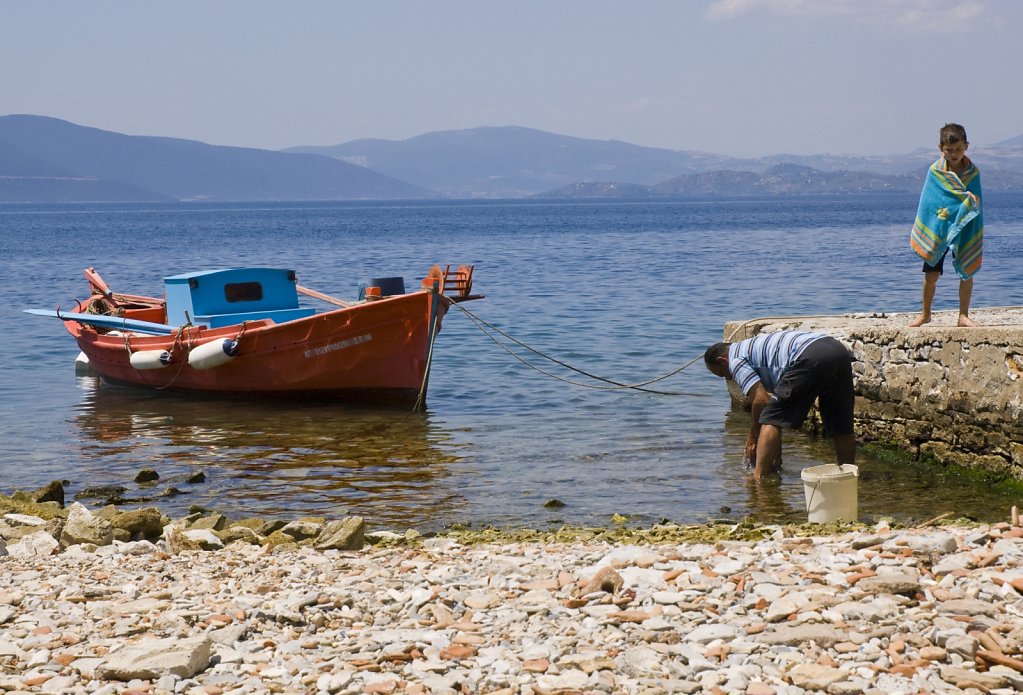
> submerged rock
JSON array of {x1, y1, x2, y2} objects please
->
[
  {"x1": 32, "y1": 480, "x2": 65, "y2": 507},
  {"x1": 75, "y1": 485, "x2": 128, "y2": 501},
  {"x1": 134, "y1": 468, "x2": 160, "y2": 484}
]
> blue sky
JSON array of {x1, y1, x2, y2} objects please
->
[{"x1": 2, "y1": 0, "x2": 1020, "y2": 157}]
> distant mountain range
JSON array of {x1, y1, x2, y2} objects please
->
[
  {"x1": 3, "y1": 114, "x2": 1023, "y2": 203},
  {"x1": 0, "y1": 115, "x2": 434, "y2": 203},
  {"x1": 537, "y1": 164, "x2": 924, "y2": 199},
  {"x1": 289, "y1": 126, "x2": 1023, "y2": 198},
  {"x1": 284, "y1": 127, "x2": 751, "y2": 198}
]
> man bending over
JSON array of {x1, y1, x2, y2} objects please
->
[{"x1": 704, "y1": 330, "x2": 855, "y2": 480}]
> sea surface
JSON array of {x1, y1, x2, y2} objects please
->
[{"x1": 2, "y1": 194, "x2": 1022, "y2": 531}]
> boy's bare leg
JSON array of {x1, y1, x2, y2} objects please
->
[
  {"x1": 908, "y1": 271, "x2": 940, "y2": 326},
  {"x1": 958, "y1": 278, "x2": 978, "y2": 326}
]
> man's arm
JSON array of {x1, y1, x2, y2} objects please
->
[{"x1": 745, "y1": 382, "x2": 771, "y2": 461}]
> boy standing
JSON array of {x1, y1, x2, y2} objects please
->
[{"x1": 909, "y1": 123, "x2": 984, "y2": 327}]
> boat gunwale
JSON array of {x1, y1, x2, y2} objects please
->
[{"x1": 70, "y1": 287, "x2": 441, "y2": 343}]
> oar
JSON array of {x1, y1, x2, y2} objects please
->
[
  {"x1": 23, "y1": 309, "x2": 177, "y2": 336},
  {"x1": 84, "y1": 267, "x2": 121, "y2": 307}
]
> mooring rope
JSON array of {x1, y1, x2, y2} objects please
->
[
  {"x1": 413, "y1": 311, "x2": 442, "y2": 412},
  {"x1": 449, "y1": 301, "x2": 706, "y2": 396},
  {"x1": 448, "y1": 302, "x2": 850, "y2": 397},
  {"x1": 154, "y1": 326, "x2": 191, "y2": 390}
]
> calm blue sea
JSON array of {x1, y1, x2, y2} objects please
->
[{"x1": 2, "y1": 194, "x2": 1022, "y2": 530}]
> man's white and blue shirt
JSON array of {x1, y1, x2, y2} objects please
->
[{"x1": 728, "y1": 331, "x2": 826, "y2": 395}]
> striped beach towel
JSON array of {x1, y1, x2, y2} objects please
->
[{"x1": 910, "y1": 157, "x2": 983, "y2": 279}]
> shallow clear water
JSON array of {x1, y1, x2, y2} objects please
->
[{"x1": 2, "y1": 194, "x2": 1022, "y2": 530}]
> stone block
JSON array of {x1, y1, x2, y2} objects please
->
[
  {"x1": 920, "y1": 442, "x2": 1013, "y2": 476},
  {"x1": 1007, "y1": 352, "x2": 1023, "y2": 381},
  {"x1": 60, "y1": 502, "x2": 113, "y2": 547},
  {"x1": 111, "y1": 508, "x2": 165, "y2": 540},
  {"x1": 97, "y1": 635, "x2": 211, "y2": 680},
  {"x1": 314, "y1": 516, "x2": 365, "y2": 551},
  {"x1": 188, "y1": 512, "x2": 227, "y2": 531}
]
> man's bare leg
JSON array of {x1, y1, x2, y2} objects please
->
[
  {"x1": 833, "y1": 433, "x2": 855, "y2": 467},
  {"x1": 958, "y1": 277, "x2": 978, "y2": 326},
  {"x1": 908, "y1": 271, "x2": 939, "y2": 327},
  {"x1": 754, "y1": 424, "x2": 783, "y2": 480}
]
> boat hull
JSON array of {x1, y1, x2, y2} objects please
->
[{"x1": 68, "y1": 290, "x2": 448, "y2": 403}]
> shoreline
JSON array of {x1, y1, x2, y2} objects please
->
[{"x1": 3, "y1": 516, "x2": 1023, "y2": 694}]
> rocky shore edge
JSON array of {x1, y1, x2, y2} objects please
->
[{"x1": 2, "y1": 483, "x2": 1023, "y2": 694}]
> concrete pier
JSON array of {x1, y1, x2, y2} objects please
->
[{"x1": 722, "y1": 306, "x2": 1023, "y2": 480}]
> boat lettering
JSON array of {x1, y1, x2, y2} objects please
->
[{"x1": 304, "y1": 334, "x2": 372, "y2": 358}]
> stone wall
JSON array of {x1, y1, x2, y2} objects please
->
[{"x1": 722, "y1": 307, "x2": 1023, "y2": 480}]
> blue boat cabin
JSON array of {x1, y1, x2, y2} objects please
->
[{"x1": 164, "y1": 268, "x2": 316, "y2": 328}]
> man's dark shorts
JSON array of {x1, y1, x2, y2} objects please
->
[
  {"x1": 759, "y1": 336, "x2": 854, "y2": 437},
  {"x1": 923, "y1": 248, "x2": 951, "y2": 275}
]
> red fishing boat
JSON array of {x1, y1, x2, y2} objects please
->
[{"x1": 26, "y1": 265, "x2": 481, "y2": 406}]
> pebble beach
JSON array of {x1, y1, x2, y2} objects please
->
[{"x1": 3, "y1": 517, "x2": 1023, "y2": 695}]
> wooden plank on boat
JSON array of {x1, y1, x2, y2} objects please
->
[
  {"x1": 297, "y1": 285, "x2": 353, "y2": 308},
  {"x1": 23, "y1": 309, "x2": 177, "y2": 335}
]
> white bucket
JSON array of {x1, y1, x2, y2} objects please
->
[{"x1": 801, "y1": 464, "x2": 859, "y2": 523}]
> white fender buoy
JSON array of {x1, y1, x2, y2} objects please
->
[
  {"x1": 74, "y1": 351, "x2": 94, "y2": 375},
  {"x1": 188, "y1": 339, "x2": 239, "y2": 370},
  {"x1": 130, "y1": 349, "x2": 173, "y2": 370}
]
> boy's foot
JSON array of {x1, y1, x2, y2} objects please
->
[
  {"x1": 958, "y1": 314, "x2": 979, "y2": 327},
  {"x1": 907, "y1": 315, "x2": 931, "y2": 327}
]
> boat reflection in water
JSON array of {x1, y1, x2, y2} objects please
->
[{"x1": 71, "y1": 376, "x2": 468, "y2": 530}]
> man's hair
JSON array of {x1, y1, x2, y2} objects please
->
[
  {"x1": 940, "y1": 123, "x2": 968, "y2": 146},
  {"x1": 704, "y1": 342, "x2": 730, "y2": 367}
]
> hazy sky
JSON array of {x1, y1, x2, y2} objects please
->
[{"x1": 3, "y1": 0, "x2": 1021, "y2": 157}]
